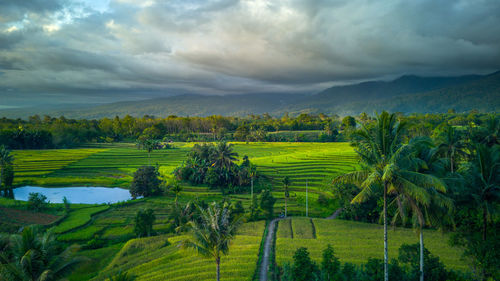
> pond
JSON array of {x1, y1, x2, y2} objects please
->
[{"x1": 13, "y1": 186, "x2": 134, "y2": 204}]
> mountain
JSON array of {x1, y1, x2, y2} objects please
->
[
  {"x1": 280, "y1": 71, "x2": 499, "y2": 115},
  {"x1": 1, "y1": 72, "x2": 498, "y2": 119},
  {"x1": 40, "y1": 93, "x2": 308, "y2": 119}
]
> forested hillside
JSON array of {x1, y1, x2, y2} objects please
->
[{"x1": 1, "y1": 72, "x2": 498, "y2": 119}]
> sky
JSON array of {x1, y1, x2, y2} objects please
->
[{"x1": 1, "y1": 0, "x2": 500, "y2": 107}]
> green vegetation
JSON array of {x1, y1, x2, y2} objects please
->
[
  {"x1": 1, "y1": 110, "x2": 498, "y2": 280},
  {"x1": 91, "y1": 220, "x2": 265, "y2": 281},
  {"x1": 181, "y1": 202, "x2": 241, "y2": 281},
  {"x1": 52, "y1": 205, "x2": 109, "y2": 234},
  {"x1": 0, "y1": 226, "x2": 86, "y2": 281},
  {"x1": 276, "y1": 218, "x2": 466, "y2": 270}
]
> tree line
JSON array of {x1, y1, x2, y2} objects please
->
[{"x1": 1, "y1": 111, "x2": 496, "y2": 148}]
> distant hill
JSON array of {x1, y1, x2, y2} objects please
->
[
  {"x1": 1, "y1": 71, "x2": 498, "y2": 118},
  {"x1": 281, "y1": 71, "x2": 500, "y2": 115}
]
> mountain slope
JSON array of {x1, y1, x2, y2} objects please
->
[{"x1": 1, "y1": 72, "x2": 498, "y2": 118}]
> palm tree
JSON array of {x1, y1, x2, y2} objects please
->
[
  {"x1": 0, "y1": 226, "x2": 85, "y2": 281},
  {"x1": 143, "y1": 139, "x2": 160, "y2": 165},
  {"x1": 0, "y1": 145, "x2": 14, "y2": 194},
  {"x1": 333, "y1": 111, "x2": 408, "y2": 281},
  {"x1": 466, "y1": 144, "x2": 500, "y2": 241},
  {"x1": 171, "y1": 181, "x2": 183, "y2": 205},
  {"x1": 181, "y1": 202, "x2": 241, "y2": 281},
  {"x1": 282, "y1": 176, "x2": 291, "y2": 217},
  {"x1": 436, "y1": 125, "x2": 467, "y2": 173},
  {"x1": 391, "y1": 137, "x2": 453, "y2": 281},
  {"x1": 211, "y1": 142, "x2": 238, "y2": 171}
]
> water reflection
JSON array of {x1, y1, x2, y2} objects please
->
[{"x1": 11, "y1": 186, "x2": 134, "y2": 204}]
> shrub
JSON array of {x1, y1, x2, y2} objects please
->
[
  {"x1": 321, "y1": 244, "x2": 341, "y2": 281},
  {"x1": 27, "y1": 192, "x2": 48, "y2": 211},
  {"x1": 134, "y1": 208, "x2": 156, "y2": 238},
  {"x1": 292, "y1": 247, "x2": 317, "y2": 281},
  {"x1": 259, "y1": 189, "x2": 276, "y2": 219}
]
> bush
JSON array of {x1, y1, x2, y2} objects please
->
[
  {"x1": 292, "y1": 247, "x2": 318, "y2": 281},
  {"x1": 259, "y1": 189, "x2": 276, "y2": 219},
  {"x1": 130, "y1": 166, "x2": 161, "y2": 198},
  {"x1": 398, "y1": 243, "x2": 449, "y2": 281},
  {"x1": 134, "y1": 208, "x2": 156, "y2": 238},
  {"x1": 321, "y1": 244, "x2": 341, "y2": 281},
  {"x1": 27, "y1": 192, "x2": 48, "y2": 211}
]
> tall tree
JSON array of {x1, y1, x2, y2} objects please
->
[
  {"x1": 282, "y1": 176, "x2": 291, "y2": 217},
  {"x1": 333, "y1": 111, "x2": 407, "y2": 281},
  {"x1": 211, "y1": 142, "x2": 238, "y2": 171},
  {"x1": 170, "y1": 181, "x2": 183, "y2": 206},
  {"x1": 465, "y1": 144, "x2": 500, "y2": 241},
  {"x1": 436, "y1": 125, "x2": 467, "y2": 173},
  {"x1": 391, "y1": 137, "x2": 453, "y2": 281},
  {"x1": 181, "y1": 202, "x2": 240, "y2": 281}
]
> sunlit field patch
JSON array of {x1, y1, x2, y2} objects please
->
[
  {"x1": 90, "y1": 221, "x2": 265, "y2": 281},
  {"x1": 275, "y1": 218, "x2": 467, "y2": 271}
]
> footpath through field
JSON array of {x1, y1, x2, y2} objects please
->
[
  {"x1": 259, "y1": 218, "x2": 280, "y2": 281},
  {"x1": 260, "y1": 209, "x2": 341, "y2": 280}
]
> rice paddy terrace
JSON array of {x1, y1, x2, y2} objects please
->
[
  {"x1": 10, "y1": 142, "x2": 358, "y2": 217},
  {"x1": 275, "y1": 217, "x2": 467, "y2": 271},
  {"x1": 86, "y1": 221, "x2": 266, "y2": 281}
]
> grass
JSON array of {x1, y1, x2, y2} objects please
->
[
  {"x1": 275, "y1": 218, "x2": 468, "y2": 271},
  {"x1": 68, "y1": 243, "x2": 124, "y2": 281},
  {"x1": 51, "y1": 205, "x2": 109, "y2": 234},
  {"x1": 58, "y1": 225, "x2": 105, "y2": 241},
  {"x1": 92, "y1": 220, "x2": 266, "y2": 281}
]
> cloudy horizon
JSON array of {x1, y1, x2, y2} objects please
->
[{"x1": 1, "y1": 0, "x2": 500, "y2": 107}]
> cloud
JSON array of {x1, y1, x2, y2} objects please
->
[{"x1": 0, "y1": 0, "x2": 499, "y2": 104}]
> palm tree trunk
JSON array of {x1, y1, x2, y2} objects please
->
[
  {"x1": 216, "y1": 257, "x2": 221, "y2": 281},
  {"x1": 420, "y1": 228, "x2": 424, "y2": 281},
  {"x1": 384, "y1": 181, "x2": 388, "y2": 281},
  {"x1": 450, "y1": 156, "x2": 454, "y2": 173},
  {"x1": 482, "y1": 207, "x2": 487, "y2": 241}
]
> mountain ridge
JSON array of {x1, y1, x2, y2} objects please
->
[{"x1": 1, "y1": 72, "x2": 498, "y2": 118}]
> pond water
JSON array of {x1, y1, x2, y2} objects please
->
[{"x1": 13, "y1": 186, "x2": 134, "y2": 204}]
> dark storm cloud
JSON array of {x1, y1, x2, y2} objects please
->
[{"x1": 0, "y1": 0, "x2": 499, "y2": 102}]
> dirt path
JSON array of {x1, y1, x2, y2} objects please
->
[
  {"x1": 259, "y1": 218, "x2": 280, "y2": 281},
  {"x1": 259, "y1": 210, "x2": 341, "y2": 280},
  {"x1": 326, "y1": 208, "x2": 343, "y2": 219}
]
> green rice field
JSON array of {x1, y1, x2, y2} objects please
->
[
  {"x1": 10, "y1": 142, "x2": 359, "y2": 217},
  {"x1": 275, "y1": 217, "x2": 467, "y2": 271},
  {"x1": 89, "y1": 220, "x2": 265, "y2": 281}
]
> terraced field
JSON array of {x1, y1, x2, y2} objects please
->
[
  {"x1": 10, "y1": 142, "x2": 358, "y2": 217},
  {"x1": 12, "y1": 148, "x2": 107, "y2": 186},
  {"x1": 275, "y1": 217, "x2": 467, "y2": 271},
  {"x1": 89, "y1": 221, "x2": 266, "y2": 281}
]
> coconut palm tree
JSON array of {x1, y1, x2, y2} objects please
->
[
  {"x1": 171, "y1": 181, "x2": 183, "y2": 205},
  {"x1": 211, "y1": 142, "x2": 238, "y2": 171},
  {"x1": 391, "y1": 137, "x2": 453, "y2": 281},
  {"x1": 436, "y1": 125, "x2": 467, "y2": 173},
  {"x1": 466, "y1": 144, "x2": 500, "y2": 241},
  {"x1": 283, "y1": 176, "x2": 291, "y2": 217},
  {"x1": 0, "y1": 145, "x2": 14, "y2": 194},
  {"x1": 0, "y1": 226, "x2": 85, "y2": 281},
  {"x1": 181, "y1": 202, "x2": 241, "y2": 281},
  {"x1": 333, "y1": 111, "x2": 409, "y2": 281}
]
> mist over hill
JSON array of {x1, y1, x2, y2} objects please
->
[{"x1": 1, "y1": 71, "x2": 498, "y2": 119}]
